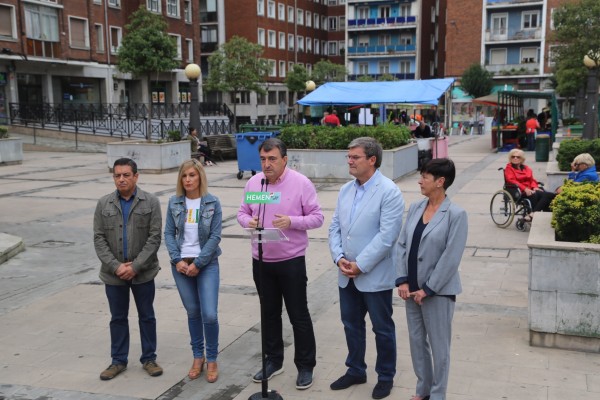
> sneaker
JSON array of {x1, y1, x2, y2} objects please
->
[
  {"x1": 296, "y1": 369, "x2": 314, "y2": 390},
  {"x1": 372, "y1": 380, "x2": 393, "y2": 399},
  {"x1": 330, "y1": 373, "x2": 367, "y2": 390},
  {"x1": 143, "y1": 360, "x2": 163, "y2": 377},
  {"x1": 252, "y1": 362, "x2": 284, "y2": 383},
  {"x1": 100, "y1": 364, "x2": 127, "y2": 380}
]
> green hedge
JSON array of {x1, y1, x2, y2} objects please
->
[
  {"x1": 556, "y1": 138, "x2": 600, "y2": 171},
  {"x1": 278, "y1": 124, "x2": 412, "y2": 150},
  {"x1": 552, "y1": 181, "x2": 600, "y2": 243},
  {"x1": 0, "y1": 126, "x2": 7, "y2": 139}
]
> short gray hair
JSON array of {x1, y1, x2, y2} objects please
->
[
  {"x1": 348, "y1": 137, "x2": 382, "y2": 169},
  {"x1": 573, "y1": 153, "x2": 595, "y2": 167}
]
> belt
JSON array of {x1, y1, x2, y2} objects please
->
[{"x1": 183, "y1": 257, "x2": 195, "y2": 264}]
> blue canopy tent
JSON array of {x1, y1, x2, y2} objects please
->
[{"x1": 297, "y1": 78, "x2": 455, "y2": 106}]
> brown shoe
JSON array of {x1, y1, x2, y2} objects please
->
[
  {"x1": 206, "y1": 361, "x2": 218, "y2": 383},
  {"x1": 143, "y1": 360, "x2": 163, "y2": 377},
  {"x1": 100, "y1": 364, "x2": 127, "y2": 380},
  {"x1": 188, "y1": 357, "x2": 205, "y2": 380}
]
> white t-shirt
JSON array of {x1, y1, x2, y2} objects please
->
[{"x1": 181, "y1": 197, "x2": 202, "y2": 258}]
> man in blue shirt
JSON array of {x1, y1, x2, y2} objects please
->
[{"x1": 93, "y1": 158, "x2": 163, "y2": 381}]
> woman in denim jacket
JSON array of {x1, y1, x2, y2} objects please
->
[{"x1": 164, "y1": 159, "x2": 222, "y2": 382}]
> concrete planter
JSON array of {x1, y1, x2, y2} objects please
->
[
  {"x1": 287, "y1": 142, "x2": 418, "y2": 182},
  {"x1": 545, "y1": 161, "x2": 569, "y2": 192},
  {"x1": 528, "y1": 212, "x2": 600, "y2": 352},
  {"x1": 0, "y1": 137, "x2": 24, "y2": 166},
  {"x1": 106, "y1": 140, "x2": 190, "y2": 173}
]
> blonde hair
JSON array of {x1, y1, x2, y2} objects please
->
[
  {"x1": 176, "y1": 159, "x2": 208, "y2": 197},
  {"x1": 508, "y1": 148, "x2": 525, "y2": 162},
  {"x1": 573, "y1": 153, "x2": 595, "y2": 167}
]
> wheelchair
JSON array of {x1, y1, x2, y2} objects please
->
[{"x1": 490, "y1": 167, "x2": 535, "y2": 231}]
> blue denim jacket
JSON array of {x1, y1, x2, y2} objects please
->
[{"x1": 164, "y1": 193, "x2": 222, "y2": 268}]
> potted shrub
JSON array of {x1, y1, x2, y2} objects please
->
[
  {"x1": 279, "y1": 124, "x2": 417, "y2": 182},
  {"x1": 528, "y1": 182, "x2": 600, "y2": 352},
  {"x1": 0, "y1": 126, "x2": 24, "y2": 166}
]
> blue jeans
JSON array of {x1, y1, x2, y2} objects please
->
[
  {"x1": 105, "y1": 279, "x2": 157, "y2": 365},
  {"x1": 339, "y1": 279, "x2": 396, "y2": 381},
  {"x1": 171, "y1": 260, "x2": 220, "y2": 361}
]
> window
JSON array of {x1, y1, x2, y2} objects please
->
[
  {"x1": 297, "y1": 9, "x2": 304, "y2": 25},
  {"x1": 278, "y1": 3, "x2": 285, "y2": 21},
  {"x1": 358, "y1": 62, "x2": 368, "y2": 75},
  {"x1": 202, "y1": 26, "x2": 217, "y2": 43},
  {"x1": 490, "y1": 48, "x2": 507, "y2": 65},
  {"x1": 550, "y1": 8, "x2": 556, "y2": 30},
  {"x1": 186, "y1": 38, "x2": 193, "y2": 61},
  {"x1": 328, "y1": 17, "x2": 337, "y2": 31},
  {"x1": 279, "y1": 32, "x2": 285, "y2": 49},
  {"x1": 268, "y1": 30, "x2": 276, "y2": 48},
  {"x1": 521, "y1": 47, "x2": 538, "y2": 63},
  {"x1": 267, "y1": 0, "x2": 275, "y2": 18},
  {"x1": 268, "y1": 59, "x2": 276, "y2": 77},
  {"x1": 257, "y1": 0, "x2": 264, "y2": 16},
  {"x1": 378, "y1": 34, "x2": 391, "y2": 46},
  {"x1": 328, "y1": 41, "x2": 337, "y2": 56},
  {"x1": 339, "y1": 40, "x2": 345, "y2": 54},
  {"x1": 93, "y1": 0, "x2": 102, "y2": 4},
  {"x1": 522, "y1": 11, "x2": 540, "y2": 29},
  {"x1": 169, "y1": 34, "x2": 182, "y2": 59},
  {"x1": 340, "y1": 17, "x2": 345, "y2": 29},
  {"x1": 278, "y1": 91, "x2": 287, "y2": 105},
  {"x1": 491, "y1": 13, "x2": 507, "y2": 36},
  {"x1": 431, "y1": 6, "x2": 435, "y2": 23},
  {"x1": 357, "y1": 7, "x2": 368, "y2": 19},
  {"x1": 358, "y1": 35, "x2": 369, "y2": 47},
  {"x1": 430, "y1": 34, "x2": 435, "y2": 50},
  {"x1": 232, "y1": 91, "x2": 250, "y2": 104},
  {"x1": 288, "y1": 6, "x2": 294, "y2": 23},
  {"x1": 258, "y1": 28, "x2": 265, "y2": 46},
  {"x1": 108, "y1": 0, "x2": 120, "y2": 7},
  {"x1": 306, "y1": 38, "x2": 312, "y2": 53},
  {"x1": 306, "y1": 64, "x2": 312, "y2": 75},
  {"x1": 24, "y1": 4, "x2": 59, "y2": 42},
  {"x1": 288, "y1": 61, "x2": 294, "y2": 73},
  {"x1": 184, "y1": 0, "x2": 192, "y2": 23},
  {"x1": 548, "y1": 45, "x2": 560, "y2": 66},
  {"x1": 147, "y1": 0, "x2": 160, "y2": 13},
  {"x1": 167, "y1": 0, "x2": 179, "y2": 17},
  {"x1": 328, "y1": 0, "x2": 337, "y2": 5},
  {"x1": 400, "y1": 5, "x2": 410, "y2": 17},
  {"x1": 297, "y1": 35, "x2": 304, "y2": 52},
  {"x1": 400, "y1": 33, "x2": 412, "y2": 46},
  {"x1": 379, "y1": 6, "x2": 390, "y2": 18},
  {"x1": 0, "y1": 5, "x2": 17, "y2": 39},
  {"x1": 314, "y1": 13, "x2": 319, "y2": 29},
  {"x1": 430, "y1": 61, "x2": 435, "y2": 76},
  {"x1": 69, "y1": 17, "x2": 89, "y2": 48},
  {"x1": 95, "y1": 24, "x2": 104, "y2": 52},
  {"x1": 279, "y1": 60, "x2": 286, "y2": 77},
  {"x1": 379, "y1": 62, "x2": 390, "y2": 74},
  {"x1": 306, "y1": 11, "x2": 312, "y2": 27},
  {"x1": 288, "y1": 34, "x2": 294, "y2": 50},
  {"x1": 314, "y1": 39, "x2": 320, "y2": 55},
  {"x1": 400, "y1": 61, "x2": 410, "y2": 74},
  {"x1": 110, "y1": 26, "x2": 122, "y2": 54},
  {"x1": 268, "y1": 90, "x2": 276, "y2": 105}
]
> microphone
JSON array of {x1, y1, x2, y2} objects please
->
[{"x1": 256, "y1": 179, "x2": 265, "y2": 229}]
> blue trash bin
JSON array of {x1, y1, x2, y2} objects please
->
[{"x1": 234, "y1": 132, "x2": 279, "y2": 179}]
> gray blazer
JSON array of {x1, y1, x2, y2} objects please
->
[
  {"x1": 329, "y1": 170, "x2": 405, "y2": 292},
  {"x1": 395, "y1": 197, "x2": 468, "y2": 295}
]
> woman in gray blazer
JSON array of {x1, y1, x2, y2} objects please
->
[{"x1": 395, "y1": 158, "x2": 468, "y2": 400}]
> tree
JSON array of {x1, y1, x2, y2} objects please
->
[
  {"x1": 311, "y1": 59, "x2": 347, "y2": 85},
  {"x1": 116, "y1": 6, "x2": 178, "y2": 139},
  {"x1": 285, "y1": 64, "x2": 310, "y2": 121},
  {"x1": 205, "y1": 36, "x2": 270, "y2": 128},
  {"x1": 460, "y1": 63, "x2": 494, "y2": 99},
  {"x1": 551, "y1": 0, "x2": 600, "y2": 102}
]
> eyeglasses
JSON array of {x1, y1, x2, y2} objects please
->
[
  {"x1": 345, "y1": 155, "x2": 367, "y2": 161},
  {"x1": 510, "y1": 155, "x2": 522, "y2": 159}
]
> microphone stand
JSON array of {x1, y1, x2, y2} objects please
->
[{"x1": 250, "y1": 180, "x2": 283, "y2": 400}]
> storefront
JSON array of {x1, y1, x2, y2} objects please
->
[{"x1": 60, "y1": 77, "x2": 101, "y2": 104}]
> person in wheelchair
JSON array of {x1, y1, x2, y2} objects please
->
[{"x1": 504, "y1": 149, "x2": 555, "y2": 222}]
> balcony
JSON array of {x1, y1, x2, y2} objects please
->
[
  {"x1": 485, "y1": 28, "x2": 542, "y2": 42},
  {"x1": 486, "y1": 0, "x2": 544, "y2": 8},
  {"x1": 347, "y1": 16, "x2": 417, "y2": 31},
  {"x1": 348, "y1": 73, "x2": 415, "y2": 81},
  {"x1": 485, "y1": 62, "x2": 539, "y2": 76},
  {"x1": 347, "y1": 44, "x2": 416, "y2": 57},
  {"x1": 26, "y1": 39, "x2": 60, "y2": 59}
]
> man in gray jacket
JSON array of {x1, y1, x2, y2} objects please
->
[{"x1": 93, "y1": 158, "x2": 163, "y2": 381}]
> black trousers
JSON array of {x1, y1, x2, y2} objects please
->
[
  {"x1": 252, "y1": 256, "x2": 316, "y2": 371},
  {"x1": 526, "y1": 190, "x2": 555, "y2": 213}
]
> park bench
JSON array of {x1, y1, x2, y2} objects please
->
[{"x1": 206, "y1": 134, "x2": 237, "y2": 161}]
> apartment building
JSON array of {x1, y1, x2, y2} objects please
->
[
  {"x1": 0, "y1": 0, "x2": 198, "y2": 121},
  {"x1": 345, "y1": 0, "x2": 446, "y2": 81}
]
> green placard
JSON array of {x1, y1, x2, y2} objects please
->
[{"x1": 244, "y1": 191, "x2": 281, "y2": 204}]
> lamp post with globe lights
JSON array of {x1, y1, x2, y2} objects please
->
[
  {"x1": 583, "y1": 53, "x2": 599, "y2": 140},
  {"x1": 304, "y1": 80, "x2": 316, "y2": 124},
  {"x1": 184, "y1": 63, "x2": 201, "y2": 135}
]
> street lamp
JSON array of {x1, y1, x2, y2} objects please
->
[
  {"x1": 184, "y1": 63, "x2": 201, "y2": 135},
  {"x1": 583, "y1": 53, "x2": 599, "y2": 140},
  {"x1": 305, "y1": 80, "x2": 316, "y2": 92},
  {"x1": 304, "y1": 81, "x2": 316, "y2": 124}
]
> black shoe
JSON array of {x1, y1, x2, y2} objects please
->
[
  {"x1": 252, "y1": 362, "x2": 284, "y2": 383},
  {"x1": 330, "y1": 373, "x2": 367, "y2": 390},
  {"x1": 296, "y1": 369, "x2": 313, "y2": 390},
  {"x1": 372, "y1": 380, "x2": 393, "y2": 399}
]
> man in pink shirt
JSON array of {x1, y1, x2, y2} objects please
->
[{"x1": 237, "y1": 138, "x2": 324, "y2": 390}]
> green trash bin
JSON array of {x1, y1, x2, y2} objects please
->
[{"x1": 535, "y1": 134, "x2": 550, "y2": 162}]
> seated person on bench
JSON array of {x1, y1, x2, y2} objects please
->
[{"x1": 187, "y1": 128, "x2": 216, "y2": 166}]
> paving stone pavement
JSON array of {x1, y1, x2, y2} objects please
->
[{"x1": 1, "y1": 132, "x2": 599, "y2": 400}]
